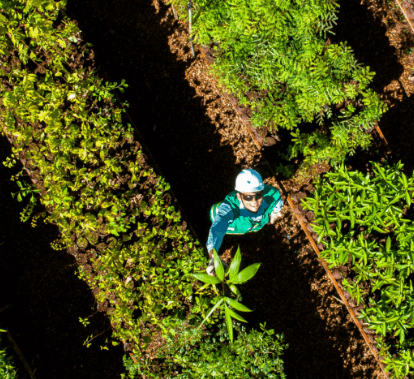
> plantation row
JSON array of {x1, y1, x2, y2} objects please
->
[
  {"x1": 301, "y1": 162, "x2": 414, "y2": 378},
  {"x1": 0, "y1": 1, "x2": 287, "y2": 377}
]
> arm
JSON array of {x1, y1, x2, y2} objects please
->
[
  {"x1": 269, "y1": 192, "x2": 284, "y2": 224},
  {"x1": 206, "y1": 202, "x2": 234, "y2": 258},
  {"x1": 271, "y1": 196, "x2": 283, "y2": 214}
]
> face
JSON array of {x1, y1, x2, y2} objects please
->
[{"x1": 237, "y1": 191, "x2": 263, "y2": 213}]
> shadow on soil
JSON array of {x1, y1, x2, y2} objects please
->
[
  {"x1": 66, "y1": 0, "x2": 240, "y2": 238},
  {"x1": 0, "y1": 137, "x2": 125, "y2": 379}
]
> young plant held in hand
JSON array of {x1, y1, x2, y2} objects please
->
[{"x1": 189, "y1": 245, "x2": 260, "y2": 343}]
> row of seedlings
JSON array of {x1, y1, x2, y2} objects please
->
[{"x1": 0, "y1": 0, "x2": 288, "y2": 377}]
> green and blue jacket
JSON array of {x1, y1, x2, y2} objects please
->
[{"x1": 207, "y1": 184, "x2": 283, "y2": 253}]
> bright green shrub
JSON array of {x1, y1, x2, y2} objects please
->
[
  {"x1": 0, "y1": 331, "x2": 18, "y2": 379},
  {"x1": 302, "y1": 161, "x2": 414, "y2": 378},
  {"x1": 169, "y1": 0, "x2": 387, "y2": 170}
]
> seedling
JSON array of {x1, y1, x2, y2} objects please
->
[{"x1": 189, "y1": 245, "x2": 260, "y2": 343}]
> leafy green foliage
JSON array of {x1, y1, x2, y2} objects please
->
[
  {"x1": 303, "y1": 161, "x2": 414, "y2": 378},
  {"x1": 10, "y1": 179, "x2": 40, "y2": 222},
  {"x1": 169, "y1": 0, "x2": 387, "y2": 170},
  {"x1": 123, "y1": 319, "x2": 287, "y2": 379},
  {"x1": 0, "y1": 330, "x2": 18, "y2": 379},
  {"x1": 189, "y1": 246, "x2": 259, "y2": 343}
]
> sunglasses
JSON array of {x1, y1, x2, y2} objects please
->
[{"x1": 241, "y1": 191, "x2": 263, "y2": 202}]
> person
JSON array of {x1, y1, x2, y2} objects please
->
[{"x1": 206, "y1": 168, "x2": 284, "y2": 276}]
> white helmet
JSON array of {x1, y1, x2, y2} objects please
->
[{"x1": 235, "y1": 169, "x2": 265, "y2": 193}]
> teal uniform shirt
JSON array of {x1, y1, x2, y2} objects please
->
[{"x1": 207, "y1": 184, "x2": 283, "y2": 253}]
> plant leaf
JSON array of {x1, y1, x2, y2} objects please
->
[
  {"x1": 386, "y1": 236, "x2": 391, "y2": 253},
  {"x1": 236, "y1": 263, "x2": 261, "y2": 284},
  {"x1": 189, "y1": 273, "x2": 221, "y2": 285},
  {"x1": 229, "y1": 245, "x2": 242, "y2": 282},
  {"x1": 225, "y1": 297, "x2": 253, "y2": 312},
  {"x1": 226, "y1": 307, "x2": 248, "y2": 323},
  {"x1": 229, "y1": 284, "x2": 241, "y2": 297},
  {"x1": 213, "y1": 249, "x2": 224, "y2": 281},
  {"x1": 225, "y1": 306, "x2": 234, "y2": 344},
  {"x1": 198, "y1": 297, "x2": 224, "y2": 329}
]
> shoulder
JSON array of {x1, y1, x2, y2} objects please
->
[
  {"x1": 217, "y1": 201, "x2": 234, "y2": 218},
  {"x1": 264, "y1": 184, "x2": 281, "y2": 196}
]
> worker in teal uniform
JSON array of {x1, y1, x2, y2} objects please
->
[{"x1": 206, "y1": 168, "x2": 284, "y2": 276}]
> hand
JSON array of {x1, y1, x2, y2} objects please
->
[
  {"x1": 206, "y1": 258, "x2": 216, "y2": 276},
  {"x1": 206, "y1": 257, "x2": 228, "y2": 276},
  {"x1": 270, "y1": 211, "x2": 282, "y2": 224}
]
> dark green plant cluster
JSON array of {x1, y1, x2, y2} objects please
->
[
  {"x1": 0, "y1": 330, "x2": 18, "y2": 379},
  {"x1": 302, "y1": 162, "x2": 414, "y2": 378},
  {"x1": 169, "y1": 0, "x2": 387, "y2": 170},
  {"x1": 0, "y1": 0, "x2": 213, "y2": 360}
]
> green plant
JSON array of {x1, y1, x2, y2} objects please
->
[
  {"x1": 302, "y1": 161, "x2": 414, "y2": 378},
  {"x1": 189, "y1": 246, "x2": 260, "y2": 343},
  {"x1": 11, "y1": 178, "x2": 41, "y2": 222},
  {"x1": 123, "y1": 319, "x2": 287, "y2": 379},
  {"x1": 169, "y1": 0, "x2": 387, "y2": 171},
  {"x1": 0, "y1": 330, "x2": 18, "y2": 379}
]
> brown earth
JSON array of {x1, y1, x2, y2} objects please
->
[{"x1": 2, "y1": 0, "x2": 414, "y2": 377}]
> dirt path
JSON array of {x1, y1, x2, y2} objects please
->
[
  {"x1": 0, "y1": 136, "x2": 125, "y2": 378},
  {"x1": 63, "y1": 0, "x2": 390, "y2": 377}
]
